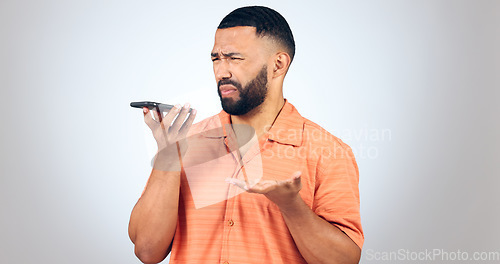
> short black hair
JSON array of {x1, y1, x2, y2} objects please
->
[{"x1": 218, "y1": 6, "x2": 295, "y2": 62}]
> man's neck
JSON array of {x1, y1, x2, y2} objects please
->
[{"x1": 230, "y1": 96, "x2": 285, "y2": 139}]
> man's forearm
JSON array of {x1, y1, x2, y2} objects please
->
[
  {"x1": 128, "y1": 169, "x2": 181, "y2": 264},
  {"x1": 279, "y1": 196, "x2": 361, "y2": 264}
]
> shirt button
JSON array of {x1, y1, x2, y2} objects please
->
[{"x1": 227, "y1": 220, "x2": 234, "y2": 226}]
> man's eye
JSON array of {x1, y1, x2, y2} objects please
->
[
  {"x1": 211, "y1": 58, "x2": 219, "y2": 62},
  {"x1": 231, "y1": 57, "x2": 243, "y2": 60}
]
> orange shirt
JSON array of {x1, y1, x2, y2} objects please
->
[{"x1": 169, "y1": 101, "x2": 363, "y2": 263}]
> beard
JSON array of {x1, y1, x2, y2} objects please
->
[{"x1": 217, "y1": 65, "x2": 268, "y2": 116}]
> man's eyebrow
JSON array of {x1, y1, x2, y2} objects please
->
[{"x1": 211, "y1": 52, "x2": 243, "y2": 57}]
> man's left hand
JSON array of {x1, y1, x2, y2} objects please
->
[{"x1": 226, "y1": 171, "x2": 302, "y2": 210}]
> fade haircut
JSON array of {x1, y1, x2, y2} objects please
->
[{"x1": 218, "y1": 6, "x2": 296, "y2": 62}]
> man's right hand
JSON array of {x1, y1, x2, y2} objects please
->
[{"x1": 143, "y1": 103, "x2": 196, "y2": 172}]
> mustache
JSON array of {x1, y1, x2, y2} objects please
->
[{"x1": 218, "y1": 79, "x2": 242, "y2": 90}]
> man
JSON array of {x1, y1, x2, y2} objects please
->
[{"x1": 129, "y1": 6, "x2": 363, "y2": 264}]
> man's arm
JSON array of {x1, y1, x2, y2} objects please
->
[
  {"x1": 128, "y1": 105, "x2": 195, "y2": 264},
  {"x1": 228, "y1": 172, "x2": 361, "y2": 264},
  {"x1": 278, "y1": 181, "x2": 361, "y2": 264},
  {"x1": 128, "y1": 169, "x2": 180, "y2": 264}
]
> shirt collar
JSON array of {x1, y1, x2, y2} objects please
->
[
  {"x1": 202, "y1": 100, "x2": 305, "y2": 147},
  {"x1": 266, "y1": 100, "x2": 304, "y2": 147}
]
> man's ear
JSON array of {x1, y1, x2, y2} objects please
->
[{"x1": 272, "y1": 52, "x2": 291, "y2": 78}]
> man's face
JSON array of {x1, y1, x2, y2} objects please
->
[{"x1": 211, "y1": 27, "x2": 271, "y2": 115}]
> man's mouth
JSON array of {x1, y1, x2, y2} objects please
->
[{"x1": 219, "y1": 84, "x2": 238, "y2": 96}]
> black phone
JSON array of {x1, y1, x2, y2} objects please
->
[
  {"x1": 130, "y1": 101, "x2": 175, "y2": 112},
  {"x1": 130, "y1": 101, "x2": 192, "y2": 122}
]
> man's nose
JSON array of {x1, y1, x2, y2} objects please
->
[{"x1": 215, "y1": 61, "x2": 232, "y2": 80}]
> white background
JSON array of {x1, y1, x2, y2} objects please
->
[{"x1": 1, "y1": 0, "x2": 499, "y2": 263}]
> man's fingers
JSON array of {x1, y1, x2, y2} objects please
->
[
  {"x1": 160, "y1": 104, "x2": 181, "y2": 128},
  {"x1": 291, "y1": 171, "x2": 302, "y2": 186},
  {"x1": 143, "y1": 108, "x2": 156, "y2": 129},
  {"x1": 170, "y1": 103, "x2": 191, "y2": 132},
  {"x1": 152, "y1": 109, "x2": 161, "y2": 122},
  {"x1": 225, "y1": 178, "x2": 249, "y2": 191},
  {"x1": 249, "y1": 181, "x2": 276, "y2": 193},
  {"x1": 226, "y1": 178, "x2": 278, "y2": 193},
  {"x1": 179, "y1": 109, "x2": 197, "y2": 138}
]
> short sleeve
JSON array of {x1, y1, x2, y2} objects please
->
[{"x1": 312, "y1": 141, "x2": 364, "y2": 249}]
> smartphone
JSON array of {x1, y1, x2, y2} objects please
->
[
  {"x1": 130, "y1": 101, "x2": 192, "y2": 122},
  {"x1": 130, "y1": 101, "x2": 175, "y2": 112}
]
